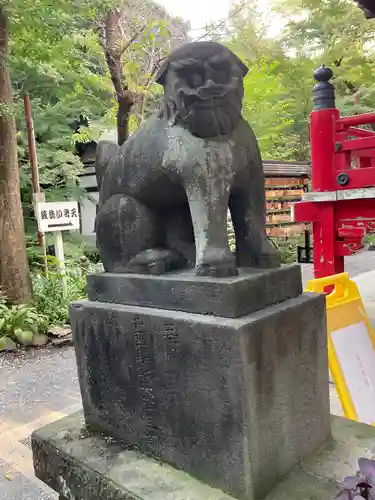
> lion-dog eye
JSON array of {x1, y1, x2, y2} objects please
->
[
  {"x1": 210, "y1": 62, "x2": 230, "y2": 84},
  {"x1": 177, "y1": 66, "x2": 204, "y2": 88}
]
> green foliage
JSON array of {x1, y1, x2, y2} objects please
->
[
  {"x1": 0, "y1": 257, "x2": 97, "y2": 348},
  {"x1": 272, "y1": 238, "x2": 302, "y2": 264},
  {"x1": 5, "y1": 1, "x2": 115, "y2": 233},
  {"x1": 1, "y1": 2, "x2": 174, "y2": 267},
  {"x1": 0, "y1": 295, "x2": 48, "y2": 347},
  {"x1": 32, "y1": 261, "x2": 97, "y2": 326},
  {"x1": 242, "y1": 58, "x2": 295, "y2": 159},
  {"x1": 26, "y1": 243, "x2": 45, "y2": 272},
  {"x1": 227, "y1": 214, "x2": 299, "y2": 263},
  {"x1": 225, "y1": 0, "x2": 375, "y2": 161},
  {"x1": 226, "y1": 2, "x2": 309, "y2": 160},
  {"x1": 26, "y1": 232, "x2": 101, "y2": 327},
  {"x1": 83, "y1": 247, "x2": 101, "y2": 264},
  {"x1": 6, "y1": 0, "x2": 187, "y2": 241}
]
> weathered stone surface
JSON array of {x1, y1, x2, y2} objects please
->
[
  {"x1": 87, "y1": 265, "x2": 302, "y2": 318},
  {"x1": 32, "y1": 411, "x2": 235, "y2": 500},
  {"x1": 268, "y1": 416, "x2": 375, "y2": 499},
  {"x1": 70, "y1": 291, "x2": 329, "y2": 500},
  {"x1": 95, "y1": 41, "x2": 280, "y2": 277},
  {"x1": 31, "y1": 413, "x2": 375, "y2": 500}
]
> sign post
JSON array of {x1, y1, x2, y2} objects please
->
[
  {"x1": 35, "y1": 201, "x2": 80, "y2": 297},
  {"x1": 54, "y1": 231, "x2": 67, "y2": 297}
]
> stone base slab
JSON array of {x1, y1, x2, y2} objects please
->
[
  {"x1": 31, "y1": 411, "x2": 375, "y2": 500},
  {"x1": 86, "y1": 265, "x2": 302, "y2": 318},
  {"x1": 70, "y1": 292, "x2": 329, "y2": 500}
]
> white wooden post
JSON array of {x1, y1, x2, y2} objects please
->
[
  {"x1": 34, "y1": 201, "x2": 80, "y2": 299},
  {"x1": 54, "y1": 231, "x2": 67, "y2": 298}
]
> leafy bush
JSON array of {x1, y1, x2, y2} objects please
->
[
  {"x1": 0, "y1": 259, "x2": 96, "y2": 350},
  {"x1": 336, "y1": 458, "x2": 375, "y2": 499},
  {"x1": 83, "y1": 247, "x2": 101, "y2": 264},
  {"x1": 0, "y1": 295, "x2": 48, "y2": 347},
  {"x1": 366, "y1": 234, "x2": 375, "y2": 246},
  {"x1": 227, "y1": 212, "x2": 301, "y2": 264},
  {"x1": 32, "y1": 261, "x2": 95, "y2": 326},
  {"x1": 24, "y1": 233, "x2": 46, "y2": 272},
  {"x1": 58, "y1": 233, "x2": 102, "y2": 265},
  {"x1": 273, "y1": 241, "x2": 299, "y2": 264},
  {"x1": 27, "y1": 244, "x2": 48, "y2": 271}
]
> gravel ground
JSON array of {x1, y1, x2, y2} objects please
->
[
  {"x1": 0, "y1": 347, "x2": 80, "y2": 425},
  {"x1": 301, "y1": 248, "x2": 375, "y2": 286},
  {"x1": 0, "y1": 457, "x2": 55, "y2": 500},
  {"x1": 0, "y1": 346, "x2": 80, "y2": 500}
]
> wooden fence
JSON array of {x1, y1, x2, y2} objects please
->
[{"x1": 263, "y1": 161, "x2": 310, "y2": 239}]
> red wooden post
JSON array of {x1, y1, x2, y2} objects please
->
[
  {"x1": 313, "y1": 204, "x2": 344, "y2": 279},
  {"x1": 310, "y1": 66, "x2": 339, "y2": 193},
  {"x1": 309, "y1": 67, "x2": 343, "y2": 277},
  {"x1": 310, "y1": 109, "x2": 339, "y2": 192}
]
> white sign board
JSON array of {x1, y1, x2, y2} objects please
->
[
  {"x1": 332, "y1": 321, "x2": 375, "y2": 425},
  {"x1": 35, "y1": 201, "x2": 80, "y2": 233}
]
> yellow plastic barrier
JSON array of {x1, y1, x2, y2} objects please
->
[{"x1": 306, "y1": 272, "x2": 375, "y2": 425}]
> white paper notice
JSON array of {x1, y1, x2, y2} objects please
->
[
  {"x1": 331, "y1": 321, "x2": 375, "y2": 425},
  {"x1": 35, "y1": 201, "x2": 80, "y2": 233}
]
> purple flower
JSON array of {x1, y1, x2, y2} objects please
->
[
  {"x1": 335, "y1": 458, "x2": 375, "y2": 499},
  {"x1": 359, "y1": 459, "x2": 375, "y2": 486}
]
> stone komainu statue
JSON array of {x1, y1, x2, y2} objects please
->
[{"x1": 95, "y1": 41, "x2": 280, "y2": 277}]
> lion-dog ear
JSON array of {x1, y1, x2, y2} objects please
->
[
  {"x1": 232, "y1": 53, "x2": 248, "y2": 78},
  {"x1": 156, "y1": 59, "x2": 169, "y2": 86}
]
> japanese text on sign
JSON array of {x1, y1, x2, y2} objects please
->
[{"x1": 35, "y1": 201, "x2": 80, "y2": 233}]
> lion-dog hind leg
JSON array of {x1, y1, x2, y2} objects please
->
[
  {"x1": 96, "y1": 194, "x2": 186, "y2": 274},
  {"x1": 164, "y1": 203, "x2": 196, "y2": 269}
]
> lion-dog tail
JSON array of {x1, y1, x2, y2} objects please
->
[{"x1": 95, "y1": 140, "x2": 119, "y2": 191}]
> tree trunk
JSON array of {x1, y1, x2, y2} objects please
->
[
  {"x1": 0, "y1": 7, "x2": 31, "y2": 303},
  {"x1": 101, "y1": 9, "x2": 134, "y2": 146}
]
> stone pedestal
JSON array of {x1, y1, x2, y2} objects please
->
[
  {"x1": 86, "y1": 265, "x2": 302, "y2": 318},
  {"x1": 31, "y1": 412, "x2": 375, "y2": 500},
  {"x1": 67, "y1": 265, "x2": 330, "y2": 500}
]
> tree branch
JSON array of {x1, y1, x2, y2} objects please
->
[
  {"x1": 119, "y1": 24, "x2": 146, "y2": 56},
  {"x1": 193, "y1": 1, "x2": 245, "y2": 41}
]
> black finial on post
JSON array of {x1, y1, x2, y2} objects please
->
[{"x1": 313, "y1": 66, "x2": 335, "y2": 110}]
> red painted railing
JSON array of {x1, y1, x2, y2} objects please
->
[{"x1": 293, "y1": 67, "x2": 375, "y2": 278}]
